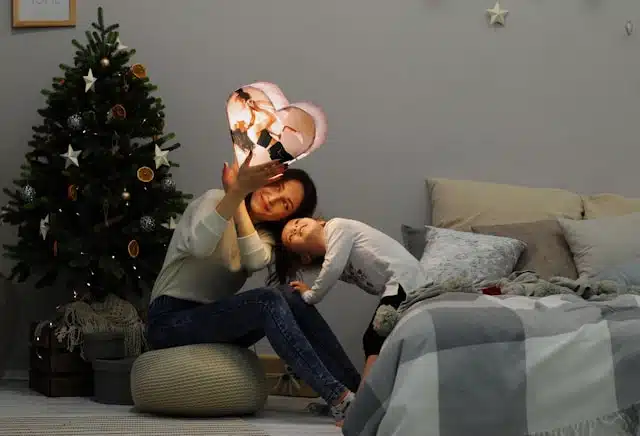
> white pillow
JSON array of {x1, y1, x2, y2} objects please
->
[
  {"x1": 558, "y1": 212, "x2": 640, "y2": 278},
  {"x1": 419, "y1": 226, "x2": 526, "y2": 284}
]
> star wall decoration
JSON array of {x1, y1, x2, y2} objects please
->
[{"x1": 487, "y1": 1, "x2": 508, "y2": 26}]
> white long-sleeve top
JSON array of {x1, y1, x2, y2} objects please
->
[
  {"x1": 301, "y1": 218, "x2": 429, "y2": 304},
  {"x1": 150, "y1": 189, "x2": 275, "y2": 304}
]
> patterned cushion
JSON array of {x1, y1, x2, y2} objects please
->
[
  {"x1": 404, "y1": 225, "x2": 526, "y2": 284},
  {"x1": 130, "y1": 344, "x2": 269, "y2": 417}
]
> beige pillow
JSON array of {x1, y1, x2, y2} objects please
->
[
  {"x1": 581, "y1": 193, "x2": 640, "y2": 219},
  {"x1": 427, "y1": 178, "x2": 583, "y2": 231},
  {"x1": 472, "y1": 220, "x2": 578, "y2": 279},
  {"x1": 558, "y1": 212, "x2": 640, "y2": 278}
]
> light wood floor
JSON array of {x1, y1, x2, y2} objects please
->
[{"x1": 0, "y1": 380, "x2": 341, "y2": 436}]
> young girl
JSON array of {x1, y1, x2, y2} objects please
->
[{"x1": 280, "y1": 217, "x2": 429, "y2": 385}]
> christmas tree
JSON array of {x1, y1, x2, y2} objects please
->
[{"x1": 1, "y1": 8, "x2": 192, "y2": 300}]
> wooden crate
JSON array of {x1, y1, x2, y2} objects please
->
[
  {"x1": 259, "y1": 354, "x2": 318, "y2": 398},
  {"x1": 28, "y1": 322, "x2": 93, "y2": 397}
]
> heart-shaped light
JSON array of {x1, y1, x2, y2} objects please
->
[{"x1": 226, "y1": 82, "x2": 327, "y2": 167}]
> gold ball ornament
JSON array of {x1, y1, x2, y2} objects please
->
[
  {"x1": 100, "y1": 57, "x2": 110, "y2": 68},
  {"x1": 121, "y1": 190, "x2": 131, "y2": 201},
  {"x1": 136, "y1": 166, "x2": 155, "y2": 183}
]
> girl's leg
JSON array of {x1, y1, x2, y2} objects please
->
[
  {"x1": 279, "y1": 286, "x2": 362, "y2": 392},
  {"x1": 147, "y1": 288, "x2": 350, "y2": 407}
]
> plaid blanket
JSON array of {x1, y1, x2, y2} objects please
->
[{"x1": 343, "y1": 292, "x2": 640, "y2": 436}]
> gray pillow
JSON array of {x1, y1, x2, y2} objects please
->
[
  {"x1": 472, "y1": 220, "x2": 578, "y2": 280},
  {"x1": 593, "y1": 260, "x2": 640, "y2": 287},
  {"x1": 402, "y1": 225, "x2": 526, "y2": 284},
  {"x1": 401, "y1": 224, "x2": 428, "y2": 260},
  {"x1": 558, "y1": 212, "x2": 640, "y2": 278}
]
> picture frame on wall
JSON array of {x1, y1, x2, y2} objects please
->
[{"x1": 12, "y1": 0, "x2": 77, "y2": 28}]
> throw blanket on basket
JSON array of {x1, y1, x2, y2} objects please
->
[
  {"x1": 34, "y1": 293, "x2": 146, "y2": 359},
  {"x1": 345, "y1": 273, "x2": 640, "y2": 436}
]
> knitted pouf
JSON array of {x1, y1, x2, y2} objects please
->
[{"x1": 130, "y1": 344, "x2": 269, "y2": 417}]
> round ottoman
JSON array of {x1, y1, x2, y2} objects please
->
[{"x1": 130, "y1": 344, "x2": 269, "y2": 417}]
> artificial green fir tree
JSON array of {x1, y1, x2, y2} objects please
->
[{"x1": 1, "y1": 8, "x2": 192, "y2": 299}]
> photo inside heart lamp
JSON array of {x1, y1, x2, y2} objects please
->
[{"x1": 226, "y1": 82, "x2": 327, "y2": 167}]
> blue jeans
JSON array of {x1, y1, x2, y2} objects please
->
[{"x1": 147, "y1": 286, "x2": 361, "y2": 405}]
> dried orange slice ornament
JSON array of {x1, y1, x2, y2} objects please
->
[
  {"x1": 131, "y1": 64, "x2": 147, "y2": 79},
  {"x1": 127, "y1": 240, "x2": 140, "y2": 258},
  {"x1": 136, "y1": 166, "x2": 154, "y2": 183},
  {"x1": 67, "y1": 184, "x2": 78, "y2": 201}
]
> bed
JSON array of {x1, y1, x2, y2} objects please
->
[{"x1": 342, "y1": 178, "x2": 640, "y2": 436}]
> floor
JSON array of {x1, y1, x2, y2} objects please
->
[{"x1": 0, "y1": 380, "x2": 342, "y2": 436}]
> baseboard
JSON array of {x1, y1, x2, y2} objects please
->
[{"x1": 2, "y1": 369, "x2": 29, "y2": 381}]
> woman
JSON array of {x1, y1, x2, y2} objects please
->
[{"x1": 146, "y1": 151, "x2": 361, "y2": 424}]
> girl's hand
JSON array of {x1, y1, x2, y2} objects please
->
[
  {"x1": 289, "y1": 281, "x2": 311, "y2": 293},
  {"x1": 222, "y1": 150, "x2": 286, "y2": 195}
]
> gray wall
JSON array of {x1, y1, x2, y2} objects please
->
[{"x1": 2, "y1": 0, "x2": 640, "y2": 373}]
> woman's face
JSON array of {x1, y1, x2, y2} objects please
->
[{"x1": 248, "y1": 178, "x2": 304, "y2": 223}]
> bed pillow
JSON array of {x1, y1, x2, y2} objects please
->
[
  {"x1": 471, "y1": 220, "x2": 578, "y2": 279},
  {"x1": 558, "y1": 212, "x2": 640, "y2": 278},
  {"x1": 581, "y1": 193, "x2": 640, "y2": 219},
  {"x1": 402, "y1": 225, "x2": 526, "y2": 284},
  {"x1": 426, "y1": 178, "x2": 583, "y2": 231},
  {"x1": 593, "y1": 260, "x2": 640, "y2": 287}
]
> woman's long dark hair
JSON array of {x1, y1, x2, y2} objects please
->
[{"x1": 247, "y1": 168, "x2": 318, "y2": 286}]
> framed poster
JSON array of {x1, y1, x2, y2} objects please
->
[{"x1": 12, "y1": 0, "x2": 76, "y2": 28}]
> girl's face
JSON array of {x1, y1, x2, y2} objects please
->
[{"x1": 281, "y1": 218, "x2": 326, "y2": 261}]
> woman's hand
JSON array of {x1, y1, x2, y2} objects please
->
[
  {"x1": 222, "y1": 150, "x2": 286, "y2": 196},
  {"x1": 290, "y1": 281, "x2": 311, "y2": 294}
]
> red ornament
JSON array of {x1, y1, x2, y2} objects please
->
[{"x1": 481, "y1": 286, "x2": 502, "y2": 296}]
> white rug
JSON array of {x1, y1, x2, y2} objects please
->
[{"x1": 0, "y1": 415, "x2": 268, "y2": 436}]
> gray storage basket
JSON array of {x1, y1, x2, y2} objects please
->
[
  {"x1": 92, "y1": 357, "x2": 136, "y2": 405},
  {"x1": 83, "y1": 332, "x2": 126, "y2": 362}
]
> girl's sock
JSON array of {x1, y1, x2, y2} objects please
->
[{"x1": 330, "y1": 391, "x2": 355, "y2": 422}]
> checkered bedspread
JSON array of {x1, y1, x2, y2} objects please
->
[{"x1": 342, "y1": 292, "x2": 640, "y2": 436}]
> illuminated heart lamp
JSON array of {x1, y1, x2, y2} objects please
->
[{"x1": 226, "y1": 82, "x2": 327, "y2": 167}]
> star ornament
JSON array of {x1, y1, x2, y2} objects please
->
[
  {"x1": 154, "y1": 145, "x2": 170, "y2": 169},
  {"x1": 83, "y1": 68, "x2": 97, "y2": 93},
  {"x1": 40, "y1": 215, "x2": 49, "y2": 240},
  {"x1": 115, "y1": 37, "x2": 128, "y2": 52},
  {"x1": 487, "y1": 1, "x2": 508, "y2": 26},
  {"x1": 162, "y1": 217, "x2": 177, "y2": 230},
  {"x1": 61, "y1": 144, "x2": 81, "y2": 168}
]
